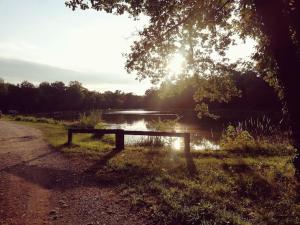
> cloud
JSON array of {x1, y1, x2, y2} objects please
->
[
  {"x1": 0, "y1": 58, "x2": 145, "y2": 86},
  {"x1": 0, "y1": 41, "x2": 39, "y2": 61}
]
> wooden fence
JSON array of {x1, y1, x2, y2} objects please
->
[{"x1": 68, "y1": 128, "x2": 190, "y2": 153}]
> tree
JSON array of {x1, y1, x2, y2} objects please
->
[
  {"x1": 19, "y1": 81, "x2": 38, "y2": 112},
  {"x1": 144, "y1": 88, "x2": 160, "y2": 109},
  {"x1": 39, "y1": 82, "x2": 53, "y2": 111},
  {"x1": 0, "y1": 78, "x2": 6, "y2": 96},
  {"x1": 0, "y1": 78, "x2": 8, "y2": 110},
  {"x1": 65, "y1": 0, "x2": 300, "y2": 180},
  {"x1": 65, "y1": 81, "x2": 86, "y2": 110},
  {"x1": 51, "y1": 81, "x2": 67, "y2": 111}
]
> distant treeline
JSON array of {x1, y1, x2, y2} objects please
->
[
  {"x1": 0, "y1": 80, "x2": 144, "y2": 112},
  {"x1": 0, "y1": 72, "x2": 281, "y2": 113},
  {"x1": 143, "y1": 72, "x2": 281, "y2": 111}
]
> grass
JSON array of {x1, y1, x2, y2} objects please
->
[
  {"x1": 13, "y1": 115, "x2": 62, "y2": 124},
  {"x1": 5, "y1": 117, "x2": 300, "y2": 225},
  {"x1": 135, "y1": 117, "x2": 180, "y2": 148}
]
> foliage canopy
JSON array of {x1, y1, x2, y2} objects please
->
[{"x1": 65, "y1": 0, "x2": 298, "y2": 116}]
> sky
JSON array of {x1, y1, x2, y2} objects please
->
[
  {"x1": 0, "y1": 0, "x2": 152, "y2": 94},
  {"x1": 0, "y1": 0, "x2": 255, "y2": 95}
]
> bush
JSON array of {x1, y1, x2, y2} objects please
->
[
  {"x1": 219, "y1": 125, "x2": 295, "y2": 156},
  {"x1": 78, "y1": 110, "x2": 105, "y2": 129},
  {"x1": 147, "y1": 117, "x2": 179, "y2": 132},
  {"x1": 220, "y1": 125, "x2": 255, "y2": 149}
]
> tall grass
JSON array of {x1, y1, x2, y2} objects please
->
[
  {"x1": 135, "y1": 117, "x2": 180, "y2": 147},
  {"x1": 77, "y1": 110, "x2": 106, "y2": 139},
  {"x1": 146, "y1": 117, "x2": 179, "y2": 131},
  {"x1": 220, "y1": 116, "x2": 295, "y2": 156},
  {"x1": 77, "y1": 110, "x2": 105, "y2": 129},
  {"x1": 235, "y1": 115, "x2": 291, "y2": 144}
]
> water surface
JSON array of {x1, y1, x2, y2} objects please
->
[
  {"x1": 34, "y1": 109, "x2": 221, "y2": 151},
  {"x1": 103, "y1": 110, "x2": 220, "y2": 150}
]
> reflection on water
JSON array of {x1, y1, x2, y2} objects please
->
[
  {"x1": 192, "y1": 139, "x2": 220, "y2": 151},
  {"x1": 109, "y1": 119, "x2": 149, "y2": 131},
  {"x1": 107, "y1": 110, "x2": 160, "y2": 115},
  {"x1": 162, "y1": 137, "x2": 220, "y2": 151},
  {"x1": 172, "y1": 138, "x2": 181, "y2": 150},
  {"x1": 104, "y1": 110, "x2": 220, "y2": 151}
]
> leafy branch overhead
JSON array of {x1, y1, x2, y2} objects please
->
[
  {"x1": 65, "y1": 1, "x2": 258, "y2": 114},
  {"x1": 65, "y1": 1, "x2": 256, "y2": 69},
  {"x1": 65, "y1": 0, "x2": 299, "y2": 85}
]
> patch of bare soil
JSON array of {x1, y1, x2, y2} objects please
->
[{"x1": 0, "y1": 121, "x2": 147, "y2": 225}]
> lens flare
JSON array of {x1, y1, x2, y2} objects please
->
[{"x1": 167, "y1": 53, "x2": 186, "y2": 75}]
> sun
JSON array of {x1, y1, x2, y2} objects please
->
[{"x1": 167, "y1": 53, "x2": 186, "y2": 75}]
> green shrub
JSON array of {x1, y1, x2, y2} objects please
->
[
  {"x1": 220, "y1": 125, "x2": 255, "y2": 149},
  {"x1": 219, "y1": 125, "x2": 295, "y2": 156},
  {"x1": 78, "y1": 110, "x2": 105, "y2": 129},
  {"x1": 147, "y1": 117, "x2": 179, "y2": 132}
]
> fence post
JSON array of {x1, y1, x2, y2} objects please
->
[
  {"x1": 68, "y1": 129, "x2": 73, "y2": 145},
  {"x1": 184, "y1": 133, "x2": 195, "y2": 172},
  {"x1": 184, "y1": 133, "x2": 190, "y2": 155},
  {"x1": 115, "y1": 129, "x2": 125, "y2": 150}
]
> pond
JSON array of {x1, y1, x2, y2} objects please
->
[
  {"x1": 34, "y1": 109, "x2": 222, "y2": 151},
  {"x1": 103, "y1": 109, "x2": 220, "y2": 151}
]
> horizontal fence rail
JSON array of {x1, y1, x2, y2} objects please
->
[{"x1": 68, "y1": 128, "x2": 190, "y2": 152}]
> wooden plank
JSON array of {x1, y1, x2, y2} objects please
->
[
  {"x1": 69, "y1": 128, "x2": 123, "y2": 134},
  {"x1": 69, "y1": 128, "x2": 188, "y2": 137},
  {"x1": 123, "y1": 130, "x2": 188, "y2": 137}
]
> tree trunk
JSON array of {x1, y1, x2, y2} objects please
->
[
  {"x1": 253, "y1": 0, "x2": 300, "y2": 180},
  {"x1": 292, "y1": 1, "x2": 300, "y2": 50}
]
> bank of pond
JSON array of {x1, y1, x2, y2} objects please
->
[{"x1": 5, "y1": 109, "x2": 290, "y2": 153}]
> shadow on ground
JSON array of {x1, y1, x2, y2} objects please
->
[
  {"x1": 0, "y1": 147, "x2": 154, "y2": 191},
  {"x1": 1, "y1": 145, "x2": 291, "y2": 206}
]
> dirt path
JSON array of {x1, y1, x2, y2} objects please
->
[{"x1": 0, "y1": 121, "x2": 146, "y2": 225}]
